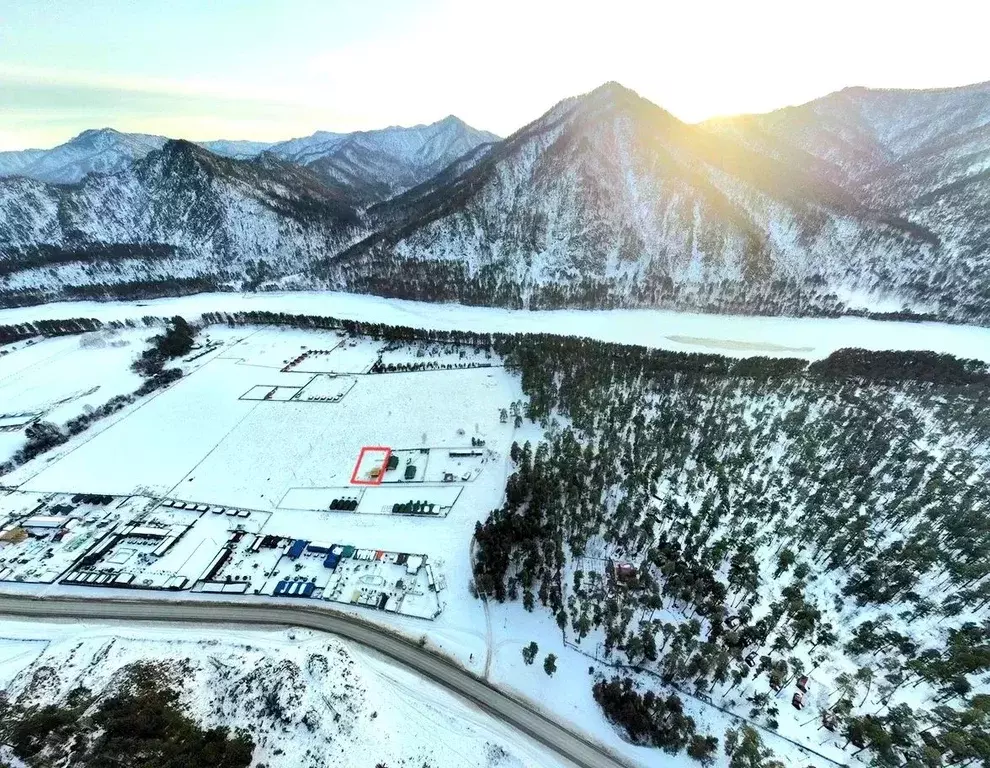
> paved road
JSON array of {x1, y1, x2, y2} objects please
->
[{"x1": 0, "y1": 595, "x2": 630, "y2": 768}]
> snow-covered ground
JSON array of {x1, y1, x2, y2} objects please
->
[
  {"x1": 4, "y1": 305, "x2": 982, "y2": 767},
  {"x1": 0, "y1": 329, "x2": 147, "y2": 463},
  {"x1": 3, "y1": 290, "x2": 990, "y2": 361},
  {"x1": 0, "y1": 322, "x2": 830, "y2": 767},
  {"x1": 0, "y1": 618, "x2": 567, "y2": 768}
]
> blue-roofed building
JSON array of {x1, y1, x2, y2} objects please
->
[{"x1": 287, "y1": 539, "x2": 308, "y2": 560}]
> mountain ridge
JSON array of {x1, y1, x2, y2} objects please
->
[
  {"x1": 326, "y1": 81, "x2": 971, "y2": 318},
  {"x1": 2, "y1": 80, "x2": 989, "y2": 321},
  {"x1": 0, "y1": 116, "x2": 499, "y2": 203}
]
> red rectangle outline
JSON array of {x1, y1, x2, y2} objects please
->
[{"x1": 350, "y1": 446, "x2": 392, "y2": 485}]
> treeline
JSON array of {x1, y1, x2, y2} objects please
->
[
  {"x1": 0, "y1": 276, "x2": 226, "y2": 308},
  {"x1": 0, "y1": 316, "x2": 175, "y2": 346},
  {"x1": 8, "y1": 308, "x2": 986, "y2": 393},
  {"x1": 0, "y1": 242, "x2": 177, "y2": 277},
  {"x1": 809, "y1": 348, "x2": 990, "y2": 385},
  {"x1": 593, "y1": 677, "x2": 717, "y2": 760},
  {"x1": 0, "y1": 316, "x2": 107, "y2": 344},
  {"x1": 0, "y1": 664, "x2": 253, "y2": 767}
]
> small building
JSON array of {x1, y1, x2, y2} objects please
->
[
  {"x1": 404, "y1": 464, "x2": 417, "y2": 480},
  {"x1": 791, "y1": 691, "x2": 805, "y2": 710},
  {"x1": 608, "y1": 560, "x2": 640, "y2": 589},
  {"x1": 22, "y1": 515, "x2": 69, "y2": 530},
  {"x1": 797, "y1": 675, "x2": 809, "y2": 692},
  {"x1": 286, "y1": 539, "x2": 308, "y2": 560}
]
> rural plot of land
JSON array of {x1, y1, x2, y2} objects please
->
[
  {"x1": 217, "y1": 328, "x2": 345, "y2": 369},
  {"x1": 11, "y1": 357, "x2": 260, "y2": 493},
  {"x1": 0, "y1": 330, "x2": 149, "y2": 463},
  {"x1": 278, "y1": 484, "x2": 462, "y2": 516},
  {"x1": 11, "y1": 333, "x2": 516, "y2": 516},
  {"x1": 241, "y1": 384, "x2": 303, "y2": 401},
  {"x1": 176, "y1": 367, "x2": 512, "y2": 510},
  {"x1": 295, "y1": 375, "x2": 356, "y2": 402},
  {"x1": 295, "y1": 340, "x2": 382, "y2": 373}
]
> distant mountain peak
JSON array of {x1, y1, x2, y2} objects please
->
[{"x1": 585, "y1": 81, "x2": 643, "y2": 103}]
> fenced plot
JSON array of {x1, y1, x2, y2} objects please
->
[
  {"x1": 295, "y1": 374, "x2": 357, "y2": 403},
  {"x1": 277, "y1": 487, "x2": 364, "y2": 512},
  {"x1": 240, "y1": 384, "x2": 304, "y2": 401},
  {"x1": 350, "y1": 446, "x2": 392, "y2": 485}
]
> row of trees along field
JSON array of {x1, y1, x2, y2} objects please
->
[{"x1": 473, "y1": 335, "x2": 990, "y2": 766}]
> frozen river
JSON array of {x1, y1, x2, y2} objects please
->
[{"x1": 2, "y1": 290, "x2": 989, "y2": 361}]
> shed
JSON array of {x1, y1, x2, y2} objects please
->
[{"x1": 404, "y1": 465, "x2": 417, "y2": 480}]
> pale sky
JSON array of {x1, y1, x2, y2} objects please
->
[{"x1": 2, "y1": 0, "x2": 989, "y2": 150}]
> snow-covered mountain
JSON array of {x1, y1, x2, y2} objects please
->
[
  {"x1": 331, "y1": 82, "x2": 977, "y2": 318},
  {"x1": 198, "y1": 138, "x2": 275, "y2": 159},
  {"x1": 262, "y1": 116, "x2": 500, "y2": 204},
  {"x1": 0, "y1": 118, "x2": 498, "y2": 206},
  {"x1": 0, "y1": 140, "x2": 364, "y2": 298},
  {"x1": 2, "y1": 82, "x2": 989, "y2": 321},
  {"x1": 0, "y1": 128, "x2": 168, "y2": 184},
  {"x1": 705, "y1": 82, "x2": 990, "y2": 305}
]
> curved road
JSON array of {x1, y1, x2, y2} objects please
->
[{"x1": 0, "y1": 595, "x2": 629, "y2": 768}]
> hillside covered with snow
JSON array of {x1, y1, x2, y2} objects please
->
[
  {"x1": 332, "y1": 82, "x2": 990, "y2": 322},
  {"x1": 1, "y1": 81, "x2": 989, "y2": 322},
  {"x1": 0, "y1": 619, "x2": 561, "y2": 768}
]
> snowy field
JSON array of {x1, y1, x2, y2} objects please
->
[
  {"x1": 0, "y1": 329, "x2": 148, "y2": 463},
  {"x1": 0, "y1": 618, "x2": 567, "y2": 768},
  {"x1": 3, "y1": 290, "x2": 990, "y2": 361}
]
